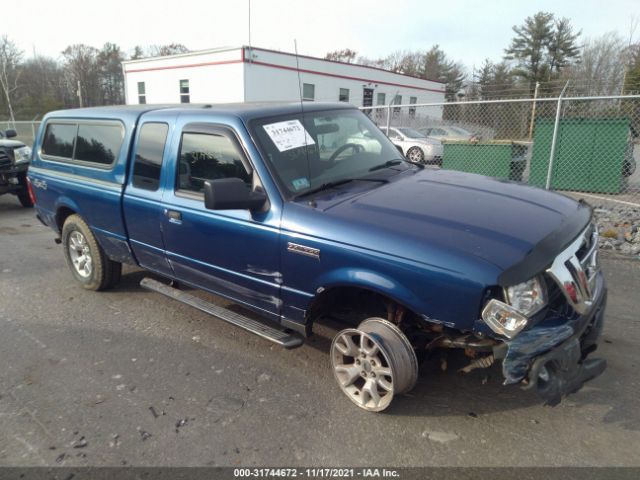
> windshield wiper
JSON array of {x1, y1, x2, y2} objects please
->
[
  {"x1": 292, "y1": 178, "x2": 387, "y2": 200},
  {"x1": 368, "y1": 158, "x2": 423, "y2": 172}
]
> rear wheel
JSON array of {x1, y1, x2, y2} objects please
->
[
  {"x1": 62, "y1": 214, "x2": 122, "y2": 291},
  {"x1": 330, "y1": 317, "x2": 418, "y2": 412}
]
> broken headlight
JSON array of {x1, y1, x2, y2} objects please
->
[
  {"x1": 482, "y1": 276, "x2": 546, "y2": 339},
  {"x1": 482, "y1": 300, "x2": 529, "y2": 339},
  {"x1": 506, "y1": 276, "x2": 546, "y2": 316}
]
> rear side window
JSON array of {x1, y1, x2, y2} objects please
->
[
  {"x1": 42, "y1": 123, "x2": 77, "y2": 159},
  {"x1": 132, "y1": 123, "x2": 169, "y2": 191},
  {"x1": 75, "y1": 124, "x2": 124, "y2": 165},
  {"x1": 177, "y1": 132, "x2": 250, "y2": 193}
]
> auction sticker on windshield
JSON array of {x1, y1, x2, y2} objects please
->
[{"x1": 263, "y1": 120, "x2": 315, "y2": 152}]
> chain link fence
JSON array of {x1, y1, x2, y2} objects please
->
[
  {"x1": 0, "y1": 121, "x2": 41, "y2": 147},
  {"x1": 362, "y1": 94, "x2": 640, "y2": 256}
]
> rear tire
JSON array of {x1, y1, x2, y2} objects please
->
[{"x1": 62, "y1": 214, "x2": 122, "y2": 291}]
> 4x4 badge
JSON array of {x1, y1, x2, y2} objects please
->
[
  {"x1": 32, "y1": 178, "x2": 47, "y2": 190},
  {"x1": 287, "y1": 242, "x2": 320, "y2": 259}
]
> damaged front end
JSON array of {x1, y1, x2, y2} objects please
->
[
  {"x1": 494, "y1": 220, "x2": 607, "y2": 405},
  {"x1": 443, "y1": 217, "x2": 608, "y2": 406},
  {"x1": 501, "y1": 272, "x2": 606, "y2": 405}
]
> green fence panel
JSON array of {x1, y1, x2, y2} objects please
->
[
  {"x1": 529, "y1": 117, "x2": 630, "y2": 194},
  {"x1": 442, "y1": 143, "x2": 513, "y2": 179}
]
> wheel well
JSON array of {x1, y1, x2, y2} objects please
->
[
  {"x1": 307, "y1": 286, "x2": 424, "y2": 329},
  {"x1": 55, "y1": 207, "x2": 76, "y2": 232}
]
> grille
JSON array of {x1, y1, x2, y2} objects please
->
[
  {"x1": 546, "y1": 224, "x2": 600, "y2": 315},
  {"x1": 0, "y1": 148, "x2": 11, "y2": 168}
]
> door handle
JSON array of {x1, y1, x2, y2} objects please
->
[{"x1": 165, "y1": 209, "x2": 182, "y2": 224}]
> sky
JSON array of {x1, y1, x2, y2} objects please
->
[{"x1": 4, "y1": 0, "x2": 639, "y2": 71}]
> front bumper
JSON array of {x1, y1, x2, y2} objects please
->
[
  {"x1": 0, "y1": 164, "x2": 28, "y2": 194},
  {"x1": 501, "y1": 271, "x2": 607, "y2": 405}
]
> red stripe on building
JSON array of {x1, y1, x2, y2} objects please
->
[
  {"x1": 124, "y1": 58, "x2": 243, "y2": 73},
  {"x1": 246, "y1": 60, "x2": 446, "y2": 94}
]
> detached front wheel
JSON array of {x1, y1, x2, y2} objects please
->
[
  {"x1": 62, "y1": 214, "x2": 122, "y2": 291},
  {"x1": 330, "y1": 318, "x2": 418, "y2": 412}
]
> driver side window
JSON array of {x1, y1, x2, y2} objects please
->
[{"x1": 177, "y1": 132, "x2": 251, "y2": 194}]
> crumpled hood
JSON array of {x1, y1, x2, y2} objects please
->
[{"x1": 310, "y1": 169, "x2": 586, "y2": 273}]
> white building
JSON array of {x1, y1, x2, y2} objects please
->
[{"x1": 122, "y1": 46, "x2": 445, "y2": 117}]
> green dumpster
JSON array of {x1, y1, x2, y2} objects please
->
[
  {"x1": 442, "y1": 141, "x2": 530, "y2": 181},
  {"x1": 529, "y1": 117, "x2": 632, "y2": 194}
]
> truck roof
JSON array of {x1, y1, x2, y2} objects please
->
[{"x1": 43, "y1": 102, "x2": 356, "y2": 123}]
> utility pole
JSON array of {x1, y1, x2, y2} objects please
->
[
  {"x1": 77, "y1": 80, "x2": 83, "y2": 108},
  {"x1": 528, "y1": 81, "x2": 540, "y2": 141}
]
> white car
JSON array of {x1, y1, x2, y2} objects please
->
[
  {"x1": 381, "y1": 127, "x2": 443, "y2": 165},
  {"x1": 419, "y1": 125, "x2": 478, "y2": 142}
]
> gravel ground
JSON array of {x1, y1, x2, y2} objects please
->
[{"x1": 0, "y1": 194, "x2": 639, "y2": 467}]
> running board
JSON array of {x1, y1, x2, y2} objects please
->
[{"x1": 140, "y1": 277, "x2": 303, "y2": 348}]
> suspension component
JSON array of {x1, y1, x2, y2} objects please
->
[{"x1": 459, "y1": 354, "x2": 495, "y2": 374}]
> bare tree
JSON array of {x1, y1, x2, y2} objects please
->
[
  {"x1": 561, "y1": 33, "x2": 626, "y2": 96},
  {"x1": 62, "y1": 44, "x2": 101, "y2": 107},
  {"x1": 148, "y1": 44, "x2": 189, "y2": 57},
  {"x1": 18, "y1": 55, "x2": 66, "y2": 118},
  {"x1": 0, "y1": 35, "x2": 23, "y2": 123},
  {"x1": 98, "y1": 43, "x2": 125, "y2": 105},
  {"x1": 324, "y1": 48, "x2": 358, "y2": 63}
]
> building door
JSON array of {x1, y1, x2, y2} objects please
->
[{"x1": 363, "y1": 88, "x2": 374, "y2": 108}]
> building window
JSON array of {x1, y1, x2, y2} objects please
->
[
  {"x1": 137, "y1": 82, "x2": 146, "y2": 104},
  {"x1": 339, "y1": 88, "x2": 350, "y2": 103},
  {"x1": 393, "y1": 95, "x2": 402, "y2": 115},
  {"x1": 376, "y1": 93, "x2": 386, "y2": 105},
  {"x1": 302, "y1": 83, "x2": 315, "y2": 101},
  {"x1": 409, "y1": 96, "x2": 417, "y2": 117},
  {"x1": 180, "y1": 79, "x2": 190, "y2": 103}
]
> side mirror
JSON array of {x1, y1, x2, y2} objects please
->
[
  {"x1": 5, "y1": 129, "x2": 17, "y2": 138},
  {"x1": 204, "y1": 178, "x2": 267, "y2": 211}
]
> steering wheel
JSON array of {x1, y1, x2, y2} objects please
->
[{"x1": 328, "y1": 143, "x2": 364, "y2": 164}]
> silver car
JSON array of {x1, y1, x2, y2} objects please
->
[
  {"x1": 381, "y1": 127, "x2": 443, "y2": 165},
  {"x1": 420, "y1": 125, "x2": 479, "y2": 142}
]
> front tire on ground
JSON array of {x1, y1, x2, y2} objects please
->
[
  {"x1": 330, "y1": 317, "x2": 419, "y2": 412},
  {"x1": 406, "y1": 146, "x2": 425, "y2": 163},
  {"x1": 17, "y1": 189, "x2": 33, "y2": 208},
  {"x1": 61, "y1": 214, "x2": 122, "y2": 291}
]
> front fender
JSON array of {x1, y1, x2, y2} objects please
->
[{"x1": 309, "y1": 267, "x2": 427, "y2": 320}]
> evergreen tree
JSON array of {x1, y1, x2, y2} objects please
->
[{"x1": 505, "y1": 12, "x2": 580, "y2": 91}]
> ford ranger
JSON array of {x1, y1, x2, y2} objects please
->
[{"x1": 28, "y1": 103, "x2": 607, "y2": 412}]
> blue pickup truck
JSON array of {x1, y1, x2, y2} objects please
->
[{"x1": 28, "y1": 102, "x2": 607, "y2": 412}]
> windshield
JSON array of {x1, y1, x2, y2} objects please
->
[
  {"x1": 396, "y1": 127, "x2": 426, "y2": 139},
  {"x1": 251, "y1": 109, "x2": 409, "y2": 197}
]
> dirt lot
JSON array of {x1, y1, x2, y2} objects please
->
[{"x1": 0, "y1": 194, "x2": 639, "y2": 467}]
